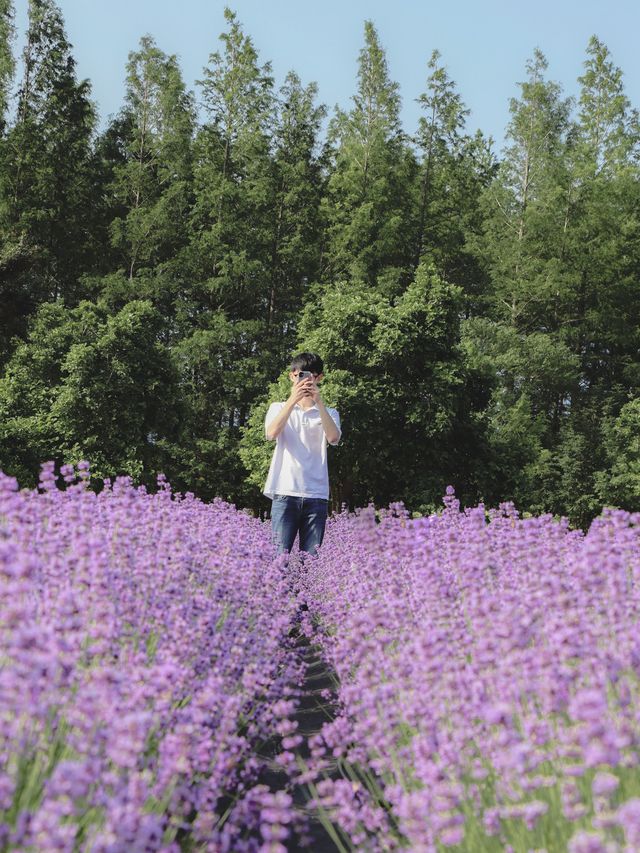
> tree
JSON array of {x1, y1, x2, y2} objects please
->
[
  {"x1": 533, "y1": 38, "x2": 640, "y2": 524},
  {"x1": 159, "y1": 312, "x2": 268, "y2": 505},
  {"x1": 414, "y1": 49, "x2": 496, "y2": 314},
  {"x1": 100, "y1": 35, "x2": 195, "y2": 323},
  {"x1": 0, "y1": 300, "x2": 182, "y2": 486},
  {"x1": 477, "y1": 49, "x2": 573, "y2": 331},
  {"x1": 595, "y1": 398, "x2": 640, "y2": 511},
  {"x1": 166, "y1": 10, "x2": 319, "y2": 505},
  {"x1": 0, "y1": 0, "x2": 97, "y2": 367},
  {"x1": 460, "y1": 317, "x2": 581, "y2": 511},
  {"x1": 574, "y1": 35, "x2": 640, "y2": 178},
  {"x1": 187, "y1": 7, "x2": 275, "y2": 321},
  {"x1": 321, "y1": 20, "x2": 417, "y2": 292},
  {"x1": 265, "y1": 70, "x2": 326, "y2": 352},
  {"x1": 559, "y1": 37, "x2": 640, "y2": 394}
]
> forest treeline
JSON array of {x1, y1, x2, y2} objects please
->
[{"x1": 0, "y1": 0, "x2": 639, "y2": 526}]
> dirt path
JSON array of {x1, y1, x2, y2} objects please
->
[{"x1": 257, "y1": 621, "x2": 344, "y2": 852}]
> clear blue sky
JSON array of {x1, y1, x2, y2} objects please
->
[{"x1": 12, "y1": 0, "x2": 640, "y2": 150}]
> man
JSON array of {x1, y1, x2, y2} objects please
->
[{"x1": 264, "y1": 352, "x2": 341, "y2": 556}]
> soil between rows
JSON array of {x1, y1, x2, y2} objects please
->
[{"x1": 256, "y1": 620, "x2": 344, "y2": 853}]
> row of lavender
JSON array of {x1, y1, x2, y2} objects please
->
[
  {"x1": 0, "y1": 464, "x2": 304, "y2": 852},
  {"x1": 296, "y1": 490, "x2": 640, "y2": 852}
]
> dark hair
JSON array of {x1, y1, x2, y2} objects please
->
[{"x1": 290, "y1": 351, "x2": 324, "y2": 375}]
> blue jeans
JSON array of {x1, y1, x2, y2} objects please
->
[{"x1": 270, "y1": 494, "x2": 329, "y2": 556}]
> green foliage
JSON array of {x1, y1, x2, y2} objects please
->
[
  {"x1": 321, "y1": 20, "x2": 417, "y2": 291},
  {"x1": 414, "y1": 50, "x2": 496, "y2": 312},
  {"x1": 266, "y1": 70, "x2": 326, "y2": 342},
  {"x1": 188, "y1": 7, "x2": 275, "y2": 319},
  {"x1": 460, "y1": 318, "x2": 583, "y2": 510},
  {"x1": 575, "y1": 35, "x2": 640, "y2": 179},
  {"x1": 526, "y1": 421, "x2": 602, "y2": 526},
  {"x1": 0, "y1": 300, "x2": 181, "y2": 485},
  {"x1": 1, "y1": 0, "x2": 96, "y2": 288},
  {"x1": 475, "y1": 49, "x2": 574, "y2": 331},
  {"x1": 107, "y1": 35, "x2": 195, "y2": 286},
  {"x1": 595, "y1": 398, "x2": 640, "y2": 510},
  {"x1": 159, "y1": 313, "x2": 273, "y2": 505}
]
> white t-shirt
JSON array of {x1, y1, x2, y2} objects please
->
[{"x1": 263, "y1": 401, "x2": 341, "y2": 500}]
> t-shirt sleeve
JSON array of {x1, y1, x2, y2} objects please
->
[
  {"x1": 328, "y1": 408, "x2": 341, "y2": 446},
  {"x1": 265, "y1": 402, "x2": 284, "y2": 440}
]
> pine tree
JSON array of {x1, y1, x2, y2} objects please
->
[
  {"x1": 414, "y1": 49, "x2": 469, "y2": 265},
  {"x1": 414, "y1": 49, "x2": 496, "y2": 313},
  {"x1": 167, "y1": 9, "x2": 278, "y2": 501},
  {"x1": 479, "y1": 49, "x2": 573, "y2": 330},
  {"x1": 1, "y1": 1, "x2": 96, "y2": 294},
  {"x1": 101, "y1": 34, "x2": 195, "y2": 315},
  {"x1": 561, "y1": 36, "x2": 640, "y2": 391},
  {"x1": 0, "y1": 0, "x2": 16, "y2": 364},
  {"x1": 322, "y1": 20, "x2": 417, "y2": 292},
  {"x1": 574, "y1": 35, "x2": 640, "y2": 177},
  {"x1": 468, "y1": 51, "x2": 585, "y2": 518},
  {"x1": 266, "y1": 71, "x2": 326, "y2": 350},
  {"x1": 187, "y1": 6, "x2": 275, "y2": 320},
  {"x1": 0, "y1": 0, "x2": 96, "y2": 365}
]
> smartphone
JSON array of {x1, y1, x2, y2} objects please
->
[{"x1": 297, "y1": 370, "x2": 313, "y2": 382}]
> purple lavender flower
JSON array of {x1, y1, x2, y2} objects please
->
[
  {"x1": 616, "y1": 798, "x2": 640, "y2": 845},
  {"x1": 592, "y1": 771, "x2": 620, "y2": 798},
  {"x1": 567, "y1": 830, "x2": 608, "y2": 852}
]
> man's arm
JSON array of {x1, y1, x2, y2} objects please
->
[
  {"x1": 317, "y1": 400, "x2": 341, "y2": 445},
  {"x1": 266, "y1": 400, "x2": 295, "y2": 441}
]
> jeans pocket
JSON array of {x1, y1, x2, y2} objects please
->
[{"x1": 272, "y1": 494, "x2": 289, "y2": 501}]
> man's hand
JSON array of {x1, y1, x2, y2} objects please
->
[
  {"x1": 308, "y1": 381, "x2": 323, "y2": 405},
  {"x1": 287, "y1": 377, "x2": 315, "y2": 406}
]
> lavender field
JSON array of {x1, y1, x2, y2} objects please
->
[{"x1": 2, "y1": 466, "x2": 640, "y2": 852}]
